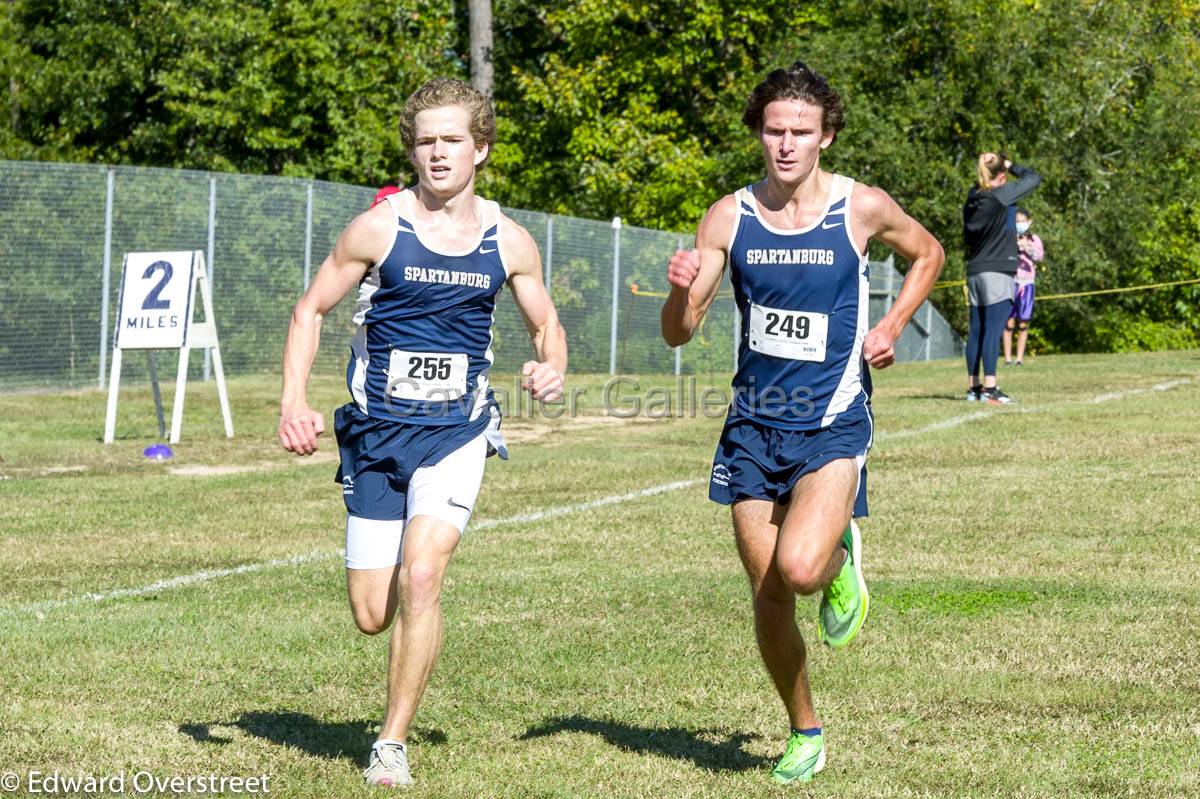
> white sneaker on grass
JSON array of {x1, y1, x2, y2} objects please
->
[{"x1": 364, "y1": 740, "x2": 413, "y2": 788}]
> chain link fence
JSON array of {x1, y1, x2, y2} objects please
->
[{"x1": 0, "y1": 160, "x2": 960, "y2": 393}]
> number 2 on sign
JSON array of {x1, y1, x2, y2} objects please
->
[{"x1": 141, "y1": 260, "x2": 173, "y2": 310}]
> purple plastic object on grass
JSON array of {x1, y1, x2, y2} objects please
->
[{"x1": 143, "y1": 444, "x2": 174, "y2": 460}]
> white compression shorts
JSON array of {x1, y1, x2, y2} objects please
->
[{"x1": 344, "y1": 430, "x2": 489, "y2": 570}]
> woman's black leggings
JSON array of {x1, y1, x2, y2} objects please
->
[{"x1": 965, "y1": 299, "x2": 1013, "y2": 379}]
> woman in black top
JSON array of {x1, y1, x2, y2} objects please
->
[{"x1": 962, "y1": 152, "x2": 1041, "y2": 403}]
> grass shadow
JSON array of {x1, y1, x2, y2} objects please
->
[
  {"x1": 179, "y1": 711, "x2": 446, "y2": 762},
  {"x1": 519, "y1": 715, "x2": 768, "y2": 773}
]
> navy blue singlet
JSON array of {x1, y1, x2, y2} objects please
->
[
  {"x1": 727, "y1": 175, "x2": 871, "y2": 430},
  {"x1": 345, "y1": 191, "x2": 506, "y2": 426}
]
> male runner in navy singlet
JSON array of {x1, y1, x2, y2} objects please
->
[
  {"x1": 279, "y1": 78, "x2": 566, "y2": 788},
  {"x1": 661, "y1": 62, "x2": 943, "y2": 783}
]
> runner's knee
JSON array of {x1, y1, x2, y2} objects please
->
[
  {"x1": 777, "y1": 551, "x2": 827, "y2": 596},
  {"x1": 351, "y1": 611, "x2": 384, "y2": 635},
  {"x1": 401, "y1": 559, "x2": 443, "y2": 613},
  {"x1": 346, "y1": 567, "x2": 398, "y2": 635},
  {"x1": 351, "y1": 604, "x2": 391, "y2": 636},
  {"x1": 1017, "y1": 321, "x2": 1029, "y2": 331}
]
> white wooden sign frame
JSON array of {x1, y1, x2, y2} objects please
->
[{"x1": 103, "y1": 250, "x2": 234, "y2": 445}]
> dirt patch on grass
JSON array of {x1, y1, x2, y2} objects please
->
[
  {"x1": 500, "y1": 413, "x2": 661, "y2": 444},
  {"x1": 169, "y1": 451, "x2": 339, "y2": 477},
  {"x1": 0, "y1": 464, "x2": 91, "y2": 479}
]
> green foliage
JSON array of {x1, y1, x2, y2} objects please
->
[
  {"x1": 484, "y1": 1, "x2": 826, "y2": 230},
  {"x1": 2, "y1": 0, "x2": 460, "y2": 184},
  {"x1": 2, "y1": 0, "x2": 1198, "y2": 352}
]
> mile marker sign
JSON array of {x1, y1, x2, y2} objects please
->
[
  {"x1": 115, "y1": 252, "x2": 194, "y2": 349},
  {"x1": 103, "y1": 250, "x2": 234, "y2": 444}
]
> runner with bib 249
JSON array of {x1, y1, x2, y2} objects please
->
[{"x1": 660, "y1": 61, "x2": 943, "y2": 785}]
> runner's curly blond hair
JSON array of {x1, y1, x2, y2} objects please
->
[{"x1": 399, "y1": 78, "x2": 495, "y2": 165}]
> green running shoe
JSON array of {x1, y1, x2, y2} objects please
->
[
  {"x1": 818, "y1": 520, "x2": 869, "y2": 647},
  {"x1": 772, "y1": 730, "x2": 826, "y2": 784}
]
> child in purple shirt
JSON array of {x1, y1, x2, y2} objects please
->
[{"x1": 1004, "y1": 208, "x2": 1044, "y2": 365}]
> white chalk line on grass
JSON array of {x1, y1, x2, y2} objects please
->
[
  {"x1": 5, "y1": 376, "x2": 1193, "y2": 617},
  {"x1": 876, "y1": 409, "x2": 992, "y2": 441},
  {"x1": 4, "y1": 478, "x2": 704, "y2": 617},
  {"x1": 10, "y1": 551, "x2": 336, "y2": 616},
  {"x1": 472, "y1": 478, "x2": 702, "y2": 529},
  {"x1": 878, "y1": 377, "x2": 1193, "y2": 442},
  {"x1": 1086, "y1": 377, "x2": 1191, "y2": 405}
]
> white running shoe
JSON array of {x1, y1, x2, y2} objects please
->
[{"x1": 364, "y1": 741, "x2": 413, "y2": 788}]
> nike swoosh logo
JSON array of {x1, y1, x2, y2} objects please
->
[
  {"x1": 447, "y1": 498, "x2": 471, "y2": 511},
  {"x1": 479, "y1": 247, "x2": 497, "y2": 254},
  {"x1": 821, "y1": 221, "x2": 843, "y2": 229}
]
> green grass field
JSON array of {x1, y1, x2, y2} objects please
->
[{"x1": 2, "y1": 351, "x2": 1198, "y2": 798}]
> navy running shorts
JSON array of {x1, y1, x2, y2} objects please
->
[
  {"x1": 334, "y1": 402, "x2": 492, "y2": 521},
  {"x1": 708, "y1": 409, "x2": 872, "y2": 517}
]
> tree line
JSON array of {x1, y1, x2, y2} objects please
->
[{"x1": 3, "y1": 0, "x2": 1197, "y2": 352}]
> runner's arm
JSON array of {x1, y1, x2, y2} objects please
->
[
  {"x1": 854, "y1": 185, "x2": 945, "y2": 368},
  {"x1": 279, "y1": 203, "x2": 390, "y2": 454},
  {"x1": 661, "y1": 195, "x2": 735, "y2": 346}
]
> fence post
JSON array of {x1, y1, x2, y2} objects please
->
[
  {"x1": 204, "y1": 175, "x2": 216, "y2": 381},
  {"x1": 303, "y1": 181, "x2": 314, "y2": 289},
  {"x1": 884, "y1": 253, "x2": 895, "y2": 313},
  {"x1": 609, "y1": 217, "x2": 622, "y2": 375},
  {"x1": 98, "y1": 167, "x2": 115, "y2": 389},
  {"x1": 544, "y1": 215, "x2": 554, "y2": 291},
  {"x1": 924, "y1": 302, "x2": 933, "y2": 361}
]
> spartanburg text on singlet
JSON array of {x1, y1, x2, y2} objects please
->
[
  {"x1": 728, "y1": 174, "x2": 871, "y2": 430},
  {"x1": 345, "y1": 191, "x2": 506, "y2": 425}
]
